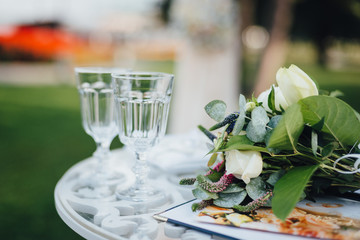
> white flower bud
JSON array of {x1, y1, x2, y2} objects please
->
[
  {"x1": 257, "y1": 85, "x2": 288, "y2": 112},
  {"x1": 276, "y1": 64, "x2": 318, "y2": 106},
  {"x1": 245, "y1": 102, "x2": 256, "y2": 112}
]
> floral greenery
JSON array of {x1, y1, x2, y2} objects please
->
[{"x1": 180, "y1": 65, "x2": 360, "y2": 221}]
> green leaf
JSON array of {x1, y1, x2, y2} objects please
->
[
  {"x1": 207, "y1": 153, "x2": 218, "y2": 167},
  {"x1": 205, "y1": 100, "x2": 227, "y2": 122},
  {"x1": 299, "y1": 96, "x2": 360, "y2": 149},
  {"x1": 321, "y1": 142, "x2": 339, "y2": 158},
  {"x1": 268, "y1": 85, "x2": 276, "y2": 112},
  {"x1": 220, "y1": 135, "x2": 270, "y2": 153},
  {"x1": 221, "y1": 144, "x2": 269, "y2": 153},
  {"x1": 192, "y1": 203, "x2": 200, "y2": 211},
  {"x1": 206, "y1": 171, "x2": 223, "y2": 182},
  {"x1": 198, "y1": 125, "x2": 216, "y2": 141},
  {"x1": 272, "y1": 165, "x2": 319, "y2": 221},
  {"x1": 223, "y1": 135, "x2": 253, "y2": 147},
  {"x1": 355, "y1": 110, "x2": 360, "y2": 122},
  {"x1": 267, "y1": 103, "x2": 304, "y2": 150},
  {"x1": 311, "y1": 117, "x2": 325, "y2": 132},
  {"x1": 213, "y1": 128, "x2": 227, "y2": 152},
  {"x1": 214, "y1": 191, "x2": 247, "y2": 208}
]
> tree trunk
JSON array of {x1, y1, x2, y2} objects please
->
[{"x1": 254, "y1": 0, "x2": 293, "y2": 96}]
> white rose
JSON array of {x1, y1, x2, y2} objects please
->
[
  {"x1": 276, "y1": 64, "x2": 318, "y2": 106},
  {"x1": 257, "y1": 85, "x2": 289, "y2": 112},
  {"x1": 225, "y1": 150, "x2": 263, "y2": 184}
]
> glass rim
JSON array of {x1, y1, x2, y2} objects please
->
[
  {"x1": 111, "y1": 71, "x2": 174, "y2": 80},
  {"x1": 75, "y1": 66, "x2": 130, "y2": 74}
]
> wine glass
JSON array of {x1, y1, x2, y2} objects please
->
[
  {"x1": 112, "y1": 72, "x2": 174, "y2": 202},
  {"x1": 75, "y1": 67, "x2": 128, "y2": 198}
]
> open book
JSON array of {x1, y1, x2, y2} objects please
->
[{"x1": 154, "y1": 196, "x2": 360, "y2": 240}]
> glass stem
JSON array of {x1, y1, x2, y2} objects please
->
[
  {"x1": 133, "y1": 152, "x2": 149, "y2": 193},
  {"x1": 94, "y1": 141, "x2": 111, "y2": 175}
]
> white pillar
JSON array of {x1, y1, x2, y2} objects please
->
[{"x1": 168, "y1": 0, "x2": 241, "y2": 133}]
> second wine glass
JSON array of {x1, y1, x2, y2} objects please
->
[{"x1": 112, "y1": 71, "x2": 174, "y2": 202}]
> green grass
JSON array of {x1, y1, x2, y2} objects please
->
[
  {"x1": 293, "y1": 63, "x2": 360, "y2": 112},
  {"x1": 0, "y1": 60, "x2": 359, "y2": 239},
  {"x1": 0, "y1": 85, "x2": 121, "y2": 239}
]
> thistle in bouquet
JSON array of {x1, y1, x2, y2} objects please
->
[{"x1": 180, "y1": 64, "x2": 360, "y2": 221}]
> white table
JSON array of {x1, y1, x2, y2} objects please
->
[{"x1": 54, "y1": 146, "x2": 218, "y2": 240}]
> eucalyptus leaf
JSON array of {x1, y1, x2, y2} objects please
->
[
  {"x1": 246, "y1": 121, "x2": 267, "y2": 143},
  {"x1": 233, "y1": 95, "x2": 247, "y2": 135},
  {"x1": 246, "y1": 107, "x2": 269, "y2": 143},
  {"x1": 239, "y1": 94, "x2": 247, "y2": 110},
  {"x1": 268, "y1": 115, "x2": 282, "y2": 129},
  {"x1": 205, "y1": 100, "x2": 227, "y2": 122},
  {"x1": 266, "y1": 170, "x2": 285, "y2": 186},
  {"x1": 222, "y1": 184, "x2": 244, "y2": 193},
  {"x1": 267, "y1": 103, "x2": 304, "y2": 150},
  {"x1": 192, "y1": 187, "x2": 218, "y2": 200},
  {"x1": 214, "y1": 191, "x2": 247, "y2": 208},
  {"x1": 251, "y1": 107, "x2": 270, "y2": 125},
  {"x1": 300, "y1": 96, "x2": 360, "y2": 149},
  {"x1": 272, "y1": 165, "x2": 319, "y2": 221},
  {"x1": 245, "y1": 177, "x2": 267, "y2": 200},
  {"x1": 233, "y1": 111, "x2": 245, "y2": 135}
]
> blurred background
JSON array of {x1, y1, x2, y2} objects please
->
[{"x1": 1, "y1": 0, "x2": 360, "y2": 239}]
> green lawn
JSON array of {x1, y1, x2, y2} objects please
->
[{"x1": 0, "y1": 60, "x2": 359, "y2": 239}]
